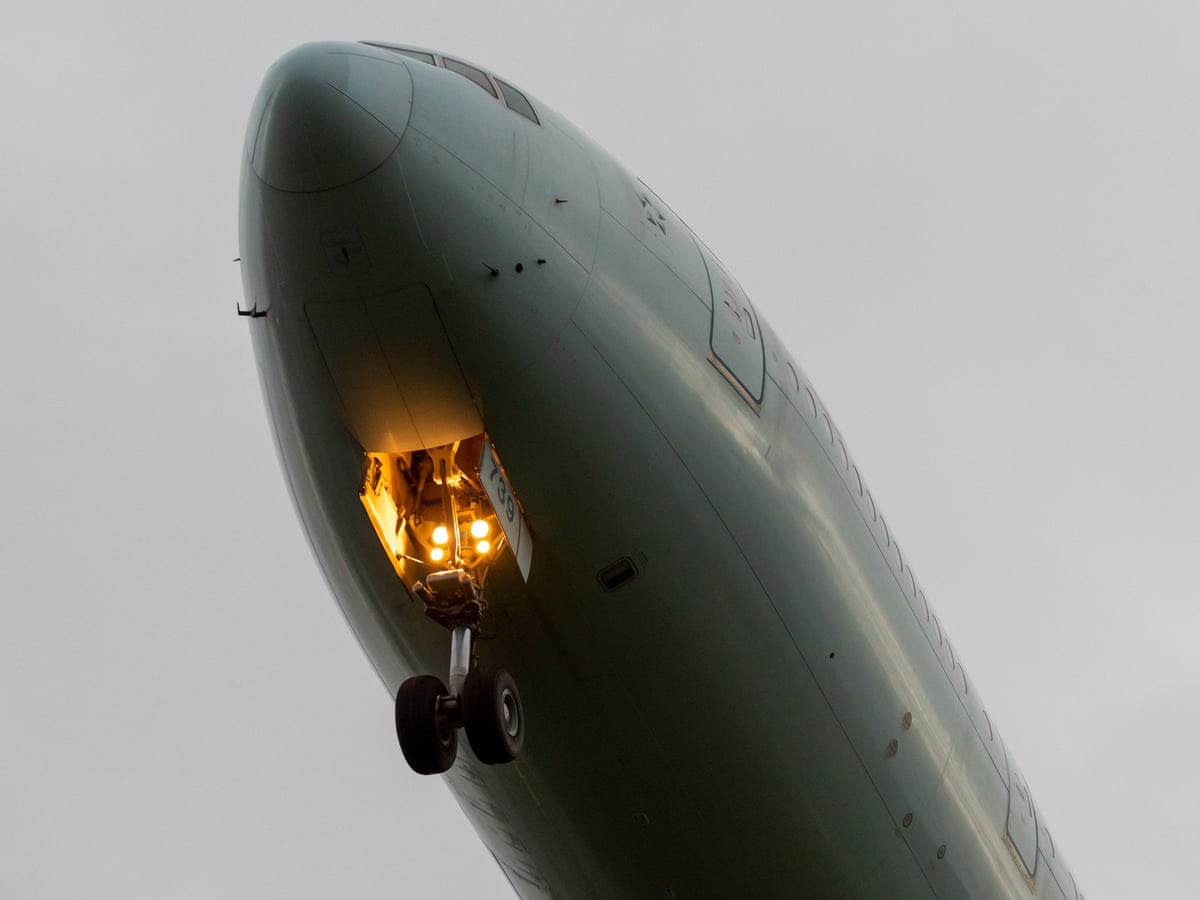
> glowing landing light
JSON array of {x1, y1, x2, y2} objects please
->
[
  {"x1": 470, "y1": 519, "x2": 490, "y2": 539},
  {"x1": 430, "y1": 547, "x2": 446, "y2": 563},
  {"x1": 475, "y1": 540, "x2": 491, "y2": 555},
  {"x1": 432, "y1": 525, "x2": 450, "y2": 545}
]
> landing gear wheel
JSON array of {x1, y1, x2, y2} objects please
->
[
  {"x1": 462, "y1": 666, "x2": 524, "y2": 765},
  {"x1": 395, "y1": 675, "x2": 458, "y2": 775}
]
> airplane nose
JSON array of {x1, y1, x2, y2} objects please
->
[{"x1": 248, "y1": 42, "x2": 413, "y2": 193}]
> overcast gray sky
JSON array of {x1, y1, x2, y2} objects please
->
[{"x1": 2, "y1": 2, "x2": 1197, "y2": 898}]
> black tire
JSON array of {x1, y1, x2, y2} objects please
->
[
  {"x1": 395, "y1": 675, "x2": 457, "y2": 775},
  {"x1": 462, "y1": 666, "x2": 524, "y2": 765}
]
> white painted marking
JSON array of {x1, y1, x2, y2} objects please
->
[{"x1": 480, "y1": 440, "x2": 533, "y2": 581}]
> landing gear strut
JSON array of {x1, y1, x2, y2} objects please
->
[{"x1": 394, "y1": 569, "x2": 524, "y2": 775}]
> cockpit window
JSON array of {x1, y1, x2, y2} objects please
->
[
  {"x1": 443, "y1": 58, "x2": 498, "y2": 98},
  {"x1": 361, "y1": 42, "x2": 436, "y2": 65},
  {"x1": 361, "y1": 42, "x2": 540, "y2": 126},
  {"x1": 497, "y1": 80, "x2": 539, "y2": 125},
  {"x1": 389, "y1": 48, "x2": 435, "y2": 65}
]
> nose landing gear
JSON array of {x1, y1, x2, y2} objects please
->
[{"x1": 394, "y1": 569, "x2": 525, "y2": 775}]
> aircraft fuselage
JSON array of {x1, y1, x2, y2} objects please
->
[{"x1": 239, "y1": 41, "x2": 1084, "y2": 899}]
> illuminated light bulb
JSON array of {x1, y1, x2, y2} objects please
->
[
  {"x1": 432, "y1": 525, "x2": 450, "y2": 545},
  {"x1": 430, "y1": 547, "x2": 445, "y2": 562},
  {"x1": 470, "y1": 519, "x2": 490, "y2": 539},
  {"x1": 475, "y1": 539, "x2": 491, "y2": 555}
]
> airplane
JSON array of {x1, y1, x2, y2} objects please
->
[{"x1": 238, "y1": 40, "x2": 1087, "y2": 899}]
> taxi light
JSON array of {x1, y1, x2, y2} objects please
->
[
  {"x1": 475, "y1": 539, "x2": 491, "y2": 555},
  {"x1": 430, "y1": 547, "x2": 446, "y2": 562},
  {"x1": 470, "y1": 519, "x2": 490, "y2": 539},
  {"x1": 432, "y1": 525, "x2": 450, "y2": 545}
]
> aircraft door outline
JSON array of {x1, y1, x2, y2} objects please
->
[{"x1": 698, "y1": 246, "x2": 765, "y2": 412}]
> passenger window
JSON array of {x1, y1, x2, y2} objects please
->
[
  {"x1": 786, "y1": 362, "x2": 800, "y2": 392},
  {"x1": 444, "y1": 58, "x2": 498, "y2": 97},
  {"x1": 497, "y1": 80, "x2": 539, "y2": 124},
  {"x1": 803, "y1": 387, "x2": 817, "y2": 418}
]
